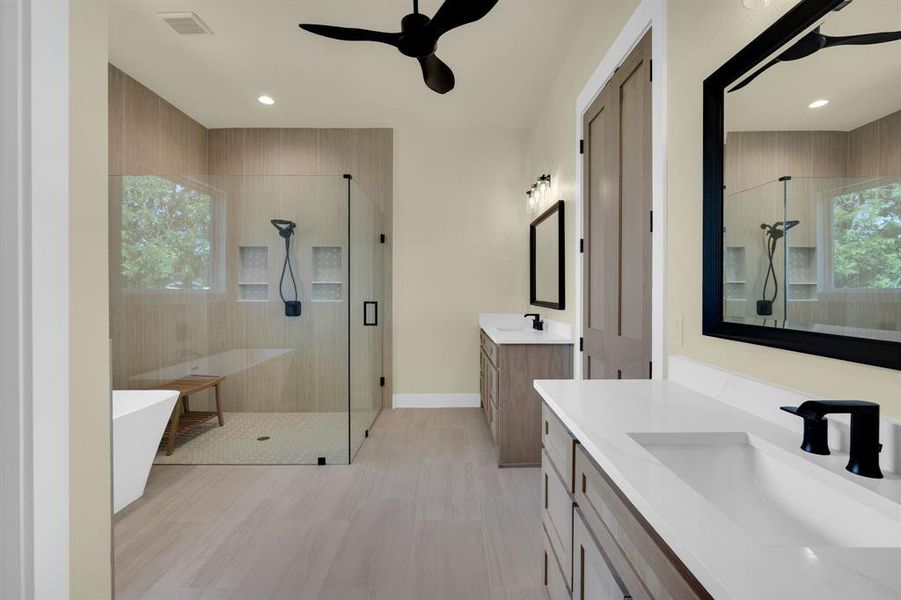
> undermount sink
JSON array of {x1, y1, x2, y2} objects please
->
[
  {"x1": 493, "y1": 326, "x2": 532, "y2": 332},
  {"x1": 629, "y1": 431, "x2": 901, "y2": 548}
]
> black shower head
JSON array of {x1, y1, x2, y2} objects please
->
[
  {"x1": 761, "y1": 220, "x2": 800, "y2": 240},
  {"x1": 271, "y1": 219, "x2": 296, "y2": 240}
]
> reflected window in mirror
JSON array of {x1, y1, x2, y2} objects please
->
[{"x1": 704, "y1": 0, "x2": 901, "y2": 368}]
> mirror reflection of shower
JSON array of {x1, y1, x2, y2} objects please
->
[
  {"x1": 271, "y1": 219, "x2": 301, "y2": 317},
  {"x1": 757, "y1": 219, "x2": 800, "y2": 317}
]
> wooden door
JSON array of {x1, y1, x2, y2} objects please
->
[{"x1": 582, "y1": 32, "x2": 652, "y2": 380}]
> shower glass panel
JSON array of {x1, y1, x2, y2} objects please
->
[
  {"x1": 109, "y1": 174, "x2": 383, "y2": 465},
  {"x1": 349, "y1": 180, "x2": 384, "y2": 460}
]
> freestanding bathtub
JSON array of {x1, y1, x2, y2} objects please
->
[{"x1": 112, "y1": 390, "x2": 179, "y2": 513}]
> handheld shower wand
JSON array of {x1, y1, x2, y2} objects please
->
[
  {"x1": 271, "y1": 219, "x2": 301, "y2": 317},
  {"x1": 757, "y1": 220, "x2": 800, "y2": 317}
]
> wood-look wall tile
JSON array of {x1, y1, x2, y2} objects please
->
[
  {"x1": 158, "y1": 99, "x2": 187, "y2": 175},
  {"x1": 282, "y1": 129, "x2": 319, "y2": 175},
  {"x1": 108, "y1": 64, "x2": 124, "y2": 176},
  {"x1": 317, "y1": 129, "x2": 352, "y2": 175},
  {"x1": 123, "y1": 72, "x2": 161, "y2": 173},
  {"x1": 185, "y1": 116, "x2": 208, "y2": 177}
]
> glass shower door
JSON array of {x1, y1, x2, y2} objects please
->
[{"x1": 349, "y1": 180, "x2": 384, "y2": 460}]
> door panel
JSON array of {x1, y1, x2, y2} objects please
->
[{"x1": 583, "y1": 31, "x2": 652, "y2": 380}]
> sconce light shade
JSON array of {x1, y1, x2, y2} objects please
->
[{"x1": 527, "y1": 175, "x2": 551, "y2": 214}]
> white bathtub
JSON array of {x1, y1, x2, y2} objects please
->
[{"x1": 112, "y1": 390, "x2": 179, "y2": 513}]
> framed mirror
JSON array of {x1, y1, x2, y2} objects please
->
[
  {"x1": 703, "y1": 0, "x2": 900, "y2": 370},
  {"x1": 530, "y1": 200, "x2": 565, "y2": 310}
]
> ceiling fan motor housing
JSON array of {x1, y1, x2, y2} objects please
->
[{"x1": 399, "y1": 13, "x2": 437, "y2": 57}]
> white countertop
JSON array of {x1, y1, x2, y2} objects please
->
[
  {"x1": 479, "y1": 313, "x2": 573, "y2": 345},
  {"x1": 534, "y1": 379, "x2": 901, "y2": 600}
]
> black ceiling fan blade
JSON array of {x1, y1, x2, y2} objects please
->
[
  {"x1": 823, "y1": 31, "x2": 901, "y2": 47},
  {"x1": 427, "y1": 0, "x2": 500, "y2": 37},
  {"x1": 417, "y1": 53, "x2": 455, "y2": 94},
  {"x1": 299, "y1": 24, "x2": 401, "y2": 47},
  {"x1": 727, "y1": 58, "x2": 780, "y2": 93}
]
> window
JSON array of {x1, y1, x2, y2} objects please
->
[
  {"x1": 828, "y1": 180, "x2": 900, "y2": 291},
  {"x1": 120, "y1": 175, "x2": 223, "y2": 292}
]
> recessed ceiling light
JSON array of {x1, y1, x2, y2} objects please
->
[
  {"x1": 257, "y1": 95, "x2": 275, "y2": 105},
  {"x1": 742, "y1": 0, "x2": 771, "y2": 8},
  {"x1": 808, "y1": 99, "x2": 829, "y2": 109}
]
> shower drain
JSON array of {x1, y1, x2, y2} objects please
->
[{"x1": 256, "y1": 436, "x2": 270, "y2": 441}]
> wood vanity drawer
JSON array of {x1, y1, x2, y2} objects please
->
[
  {"x1": 575, "y1": 446, "x2": 711, "y2": 600},
  {"x1": 542, "y1": 449, "x2": 573, "y2": 591},
  {"x1": 480, "y1": 329, "x2": 499, "y2": 367},
  {"x1": 574, "y1": 506, "x2": 646, "y2": 600},
  {"x1": 544, "y1": 526, "x2": 572, "y2": 600},
  {"x1": 543, "y1": 403, "x2": 576, "y2": 491}
]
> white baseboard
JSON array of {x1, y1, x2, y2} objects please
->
[{"x1": 392, "y1": 394, "x2": 481, "y2": 409}]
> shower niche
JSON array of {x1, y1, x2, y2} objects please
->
[
  {"x1": 311, "y1": 246, "x2": 343, "y2": 302},
  {"x1": 237, "y1": 245, "x2": 270, "y2": 302}
]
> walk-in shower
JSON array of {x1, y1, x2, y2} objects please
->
[{"x1": 109, "y1": 174, "x2": 385, "y2": 465}]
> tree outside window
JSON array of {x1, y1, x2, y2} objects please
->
[
  {"x1": 121, "y1": 175, "x2": 215, "y2": 291},
  {"x1": 831, "y1": 181, "x2": 901, "y2": 290}
]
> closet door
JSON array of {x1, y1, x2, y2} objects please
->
[{"x1": 582, "y1": 32, "x2": 652, "y2": 380}]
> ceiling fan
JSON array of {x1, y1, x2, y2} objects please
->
[
  {"x1": 299, "y1": 0, "x2": 499, "y2": 95},
  {"x1": 729, "y1": 23, "x2": 901, "y2": 92}
]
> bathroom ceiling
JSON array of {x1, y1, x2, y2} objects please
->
[
  {"x1": 108, "y1": 0, "x2": 605, "y2": 130},
  {"x1": 726, "y1": 0, "x2": 901, "y2": 132}
]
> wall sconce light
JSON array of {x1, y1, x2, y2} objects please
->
[{"x1": 527, "y1": 174, "x2": 551, "y2": 214}]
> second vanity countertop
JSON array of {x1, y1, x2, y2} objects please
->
[
  {"x1": 534, "y1": 378, "x2": 901, "y2": 600},
  {"x1": 479, "y1": 313, "x2": 573, "y2": 345}
]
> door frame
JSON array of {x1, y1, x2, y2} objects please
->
[
  {"x1": 1, "y1": 1, "x2": 72, "y2": 597},
  {"x1": 574, "y1": 0, "x2": 668, "y2": 380}
]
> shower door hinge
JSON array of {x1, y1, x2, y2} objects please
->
[
  {"x1": 379, "y1": 376, "x2": 385, "y2": 387},
  {"x1": 379, "y1": 233, "x2": 386, "y2": 244},
  {"x1": 579, "y1": 337, "x2": 584, "y2": 352},
  {"x1": 649, "y1": 210, "x2": 653, "y2": 233},
  {"x1": 579, "y1": 139, "x2": 584, "y2": 154},
  {"x1": 579, "y1": 238, "x2": 584, "y2": 253},
  {"x1": 342, "y1": 173, "x2": 352, "y2": 180}
]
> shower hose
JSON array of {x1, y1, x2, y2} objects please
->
[{"x1": 279, "y1": 235, "x2": 299, "y2": 305}]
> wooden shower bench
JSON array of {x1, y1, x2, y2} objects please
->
[{"x1": 158, "y1": 374, "x2": 225, "y2": 456}]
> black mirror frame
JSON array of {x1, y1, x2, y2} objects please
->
[
  {"x1": 702, "y1": 0, "x2": 900, "y2": 370},
  {"x1": 530, "y1": 200, "x2": 565, "y2": 310}
]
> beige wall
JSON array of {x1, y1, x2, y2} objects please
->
[
  {"x1": 520, "y1": 0, "x2": 641, "y2": 327},
  {"x1": 70, "y1": 1, "x2": 111, "y2": 597},
  {"x1": 392, "y1": 125, "x2": 526, "y2": 394},
  {"x1": 668, "y1": 0, "x2": 901, "y2": 418}
]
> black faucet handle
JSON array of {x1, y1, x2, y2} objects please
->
[
  {"x1": 781, "y1": 405, "x2": 831, "y2": 455},
  {"x1": 523, "y1": 313, "x2": 544, "y2": 330}
]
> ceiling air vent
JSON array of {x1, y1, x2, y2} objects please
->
[{"x1": 157, "y1": 12, "x2": 213, "y2": 35}]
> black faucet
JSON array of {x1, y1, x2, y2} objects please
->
[
  {"x1": 780, "y1": 400, "x2": 883, "y2": 479},
  {"x1": 523, "y1": 313, "x2": 544, "y2": 331}
]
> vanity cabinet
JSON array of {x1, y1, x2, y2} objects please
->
[
  {"x1": 479, "y1": 329, "x2": 572, "y2": 467},
  {"x1": 541, "y1": 401, "x2": 712, "y2": 600}
]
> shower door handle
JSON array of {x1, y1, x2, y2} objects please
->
[{"x1": 363, "y1": 301, "x2": 378, "y2": 327}]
